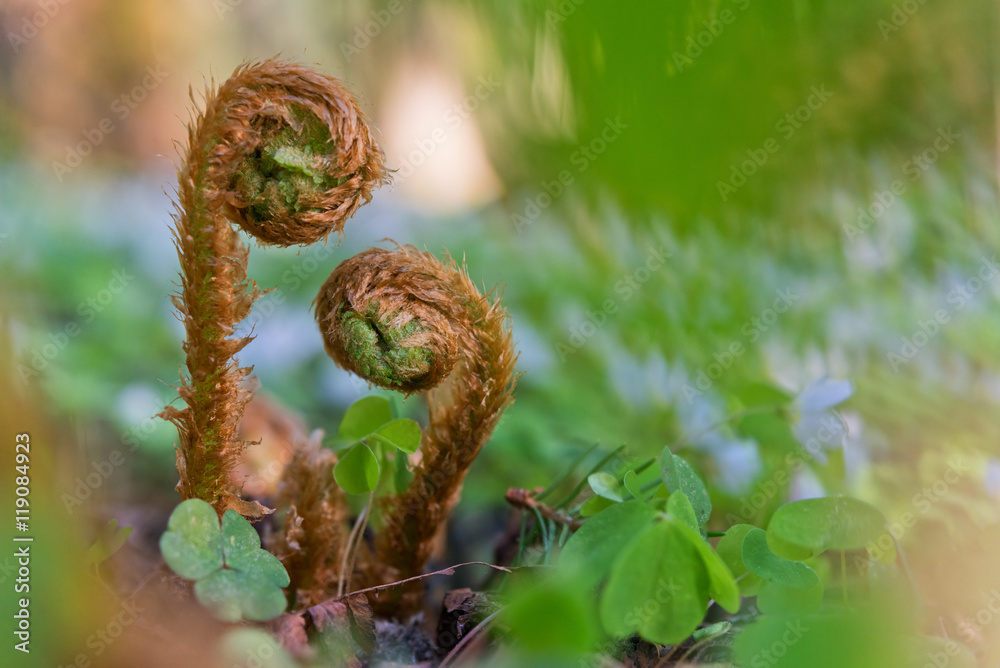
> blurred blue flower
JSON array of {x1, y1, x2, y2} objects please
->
[
  {"x1": 679, "y1": 394, "x2": 729, "y2": 451},
  {"x1": 713, "y1": 438, "x2": 763, "y2": 496},
  {"x1": 679, "y1": 393, "x2": 763, "y2": 495},
  {"x1": 791, "y1": 376, "x2": 853, "y2": 464},
  {"x1": 789, "y1": 466, "x2": 826, "y2": 502}
]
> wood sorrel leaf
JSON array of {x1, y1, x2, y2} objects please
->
[
  {"x1": 623, "y1": 469, "x2": 645, "y2": 499},
  {"x1": 666, "y1": 491, "x2": 700, "y2": 532},
  {"x1": 741, "y1": 528, "x2": 819, "y2": 590},
  {"x1": 221, "y1": 510, "x2": 290, "y2": 587},
  {"x1": 334, "y1": 441, "x2": 380, "y2": 495},
  {"x1": 768, "y1": 496, "x2": 887, "y2": 552},
  {"x1": 588, "y1": 472, "x2": 624, "y2": 502},
  {"x1": 372, "y1": 418, "x2": 421, "y2": 454},
  {"x1": 561, "y1": 500, "x2": 657, "y2": 586},
  {"x1": 338, "y1": 396, "x2": 392, "y2": 441},
  {"x1": 660, "y1": 450, "x2": 711, "y2": 525},
  {"x1": 195, "y1": 569, "x2": 287, "y2": 622},
  {"x1": 160, "y1": 499, "x2": 223, "y2": 580},
  {"x1": 673, "y1": 521, "x2": 741, "y2": 613},
  {"x1": 600, "y1": 520, "x2": 709, "y2": 645}
]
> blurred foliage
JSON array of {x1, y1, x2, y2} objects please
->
[
  {"x1": 473, "y1": 0, "x2": 997, "y2": 227},
  {"x1": 1, "y1": 0, "x2": 1000, "y2": 664}
]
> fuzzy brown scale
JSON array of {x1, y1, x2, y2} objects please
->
[
  {"x1": 272, "y1": 432, "x2": 349, "y2": 607},
  {"x1": 161, "y1": 59, "x2": 387, "y2": 517},
  {"x1": 315, "y1": 246, "x2": 518, "y2": 616}
]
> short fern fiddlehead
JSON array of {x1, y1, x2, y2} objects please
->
[
  {"x1": 315, "y1": 246, "x2": 518, "y2": 614},
  {"x1": 161, "y1": 59, "x2": 386, "y2": 517}
]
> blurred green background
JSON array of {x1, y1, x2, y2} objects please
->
[{"x1": 1, "y1": 0, "x2": 999, "y2": 663}]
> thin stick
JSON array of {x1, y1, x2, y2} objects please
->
[
  {"x1": 438, "y1": 607, "x2": 505, "y2": 668},
  {"x1": 337, "y1": 490, "x2": 374, "y2": 597},
  {"x1": 506, "y1": 488, "x2": 582, "y2": 529},
  {"x1": 336, "y1": 561, "x2": 515, "y2": 601},
  {"x1": 657, "y1": 639, "x2": 687, "y2": 666}
]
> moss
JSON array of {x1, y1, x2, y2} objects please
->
[
  {"x1": 234, "y1": 108, "x2": 347, "y2": 224},
  {"x1": 338, "y1": 305, "x2": 433, "y2": 387}
]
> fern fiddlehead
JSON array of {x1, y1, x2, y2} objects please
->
[
  {"x1": 161, "y1": 59, "x2": 386, "y2": 517},
  {"x1": 315, "y1": 246, "x2": 518, "y2": 614},
  {"x1": 162, "y1": 59, "x2": 518, "y2": 617}
]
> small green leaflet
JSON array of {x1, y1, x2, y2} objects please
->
[
  {"x1": 338, "y1": 396, "x2": 393, "y2": 441},
  {"x1": 741, "y1": 528, "x2": 819, "y2": 590},
  {"x1": 600, "y1": 519, "x2": 709, "y2": 645},
  {"x1": 667, "y1": 492, "x2": 699, "y2": 532},
  {"x1": 371, "y1": 419, "x2": 421, "y2": 454},
  {"x1": 560, "y1": 500, "x2": 657, "y2": 586},
  {"x1": 588, "y1": 472, "x2": 624, "y2": 502},
  {"x1": 160, "y1": 499, "x2": 224, "y2": 580},
  {"x1": 660, "y1": 448, "x2": 711, "y2": 525},
  {"x1": 767, "y1": 496, "x2": 890, "y2": 553},
  {"x1": 334, "y1": 442, "x2": 380, "y2": 495}
]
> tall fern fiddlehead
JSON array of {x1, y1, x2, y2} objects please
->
[
  {"x1": 315, "y1": 246, "x2": 518, "y2": 615},
  {"x1": 162, "y1": 58, "x2": 517, "y2": 616},
  {"x1": 161, "y1": 59, "x2": 386, "y2": 517}
]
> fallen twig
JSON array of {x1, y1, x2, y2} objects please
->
[
  {"x1": 335, "y1": 561, "x2": 513, "y2": 602},
  {"x1": 505, "y1": 487, "x2": 583, "y2": 529}
]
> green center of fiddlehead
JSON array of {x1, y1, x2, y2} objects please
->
[
  {"x1": 338, "y1": 305, "x2": 434, "y2": 387},
  {"x1": 235, "y1": 109, "x2": 345, "y2": 224}
]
